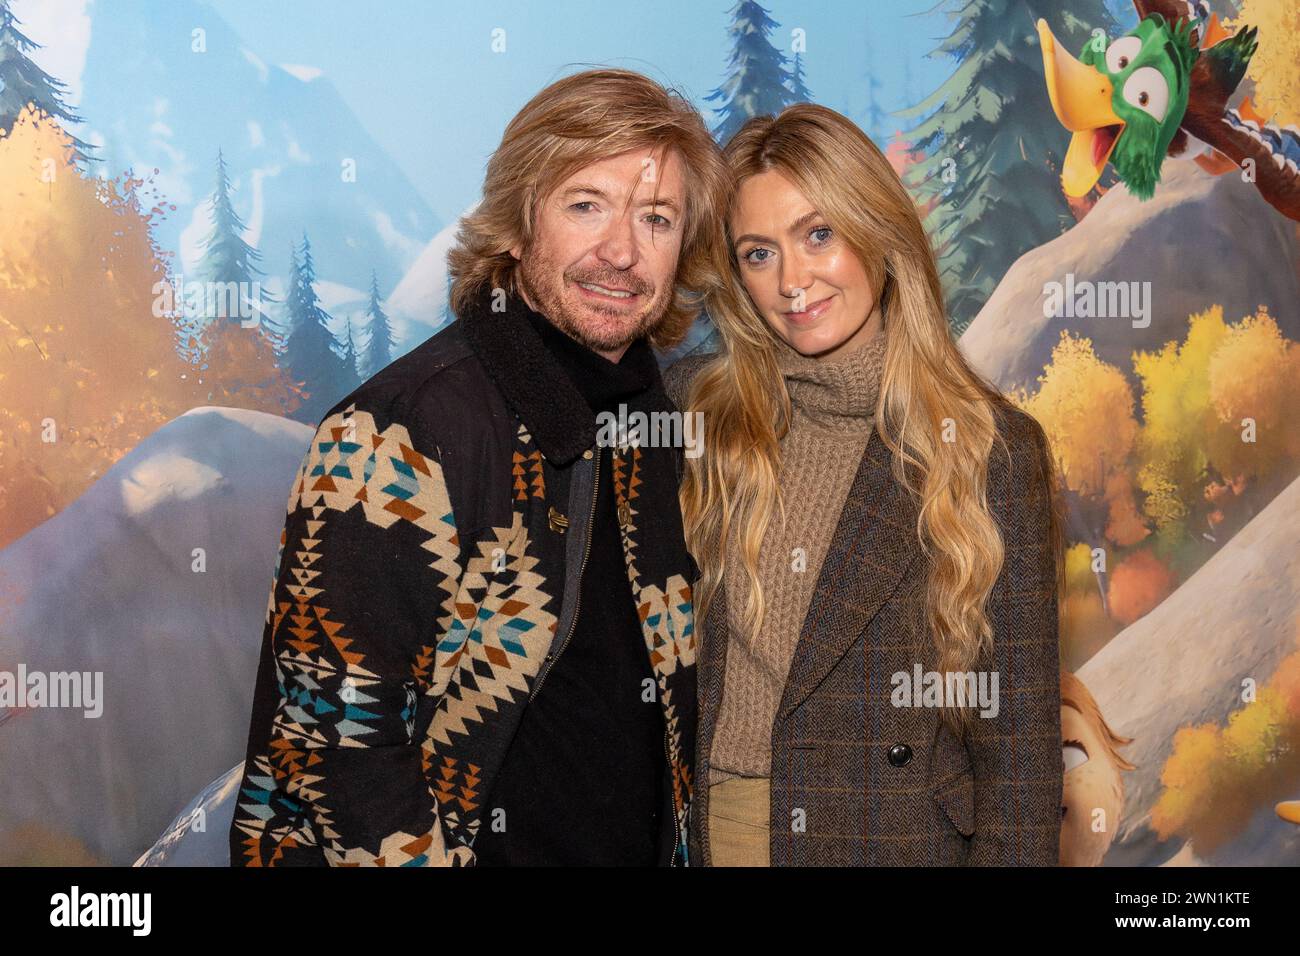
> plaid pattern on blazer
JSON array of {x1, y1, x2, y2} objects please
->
[{"x1": 669, "y1": 366, "x2": 1064, "y2": 866}]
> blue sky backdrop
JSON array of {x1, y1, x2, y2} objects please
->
[
  {"x1": 13, "y1": 0, "x2": 1145, "y2": 235},
  {"x1": 197, "y1": 0, "x2": 952, "y2": 221}
]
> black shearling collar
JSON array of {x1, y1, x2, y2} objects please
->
[{"x1": 458, "y1": 284, "x2": 671, "y2": 466}]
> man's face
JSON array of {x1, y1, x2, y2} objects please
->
[{"x1": 511, "y1": 147, "x2": 686, "y2": 362}]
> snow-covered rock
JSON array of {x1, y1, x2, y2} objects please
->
[
  {"x1": 959, "y1": 155, "x2": 1300, "y2": 393},
  {"x1": 0, "y1": 407, "x2": 312, "y2": 865},
  {"x1": 1081, "y1": 474, "x2": 1300, "y2": 865},
  {"x1": 134, "y1": 763, "x2": 242, "y2": 867}
]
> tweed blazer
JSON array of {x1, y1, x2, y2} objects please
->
[{"x1": 665, "y1": 356, "x2": 1063, "y2": 866}]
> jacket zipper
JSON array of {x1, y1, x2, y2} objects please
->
[
  {"x1": 664, "y1": 723, "x2": 681, "y2": 866},
  {"x1": 528, "y1": 448, "x2": 600, "y2": 703},
  {"x1": 526, "y1": 448, "x2": 683, "y2": 865}
]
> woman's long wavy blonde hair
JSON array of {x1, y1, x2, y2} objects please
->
[{"x1": 680, "y1": 103, "x2": 1063, "y2": 733}]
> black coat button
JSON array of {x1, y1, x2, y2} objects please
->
[{"x1": 887, "y1": 743, "x2": 913, "y2": 767}]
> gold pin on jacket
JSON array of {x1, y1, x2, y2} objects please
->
[{"x1": 548, "y1": 506, "x2": 569, "y2": 533}]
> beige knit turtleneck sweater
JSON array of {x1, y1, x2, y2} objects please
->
[{"x1": 709, "y1": 323, "x2": 888, "y2": 784}]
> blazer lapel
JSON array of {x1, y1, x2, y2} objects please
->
[{"x1": 777, "y1": 424, "x2": 923, "y2": 719}]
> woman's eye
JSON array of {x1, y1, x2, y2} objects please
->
[
  {"x1": 810, "y1": 226, "x2": 833, "y2": 245},
  {"x1": 571, "y1": 201, "x2": 595, "y2": 212},
  {"x1": 743, "y1": 248, "x2": 771, "y2": 265},
  {"x1": 646, "y1": 213, "x2": 670, "y2": 227}
]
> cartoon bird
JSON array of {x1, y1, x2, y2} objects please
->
[
  {"x1": 1037, "y1": 1, "x2": 1300, "y2": 221},
  {"x1": 1060, "y1": 669, "x2": 1136, "y2": 867}
]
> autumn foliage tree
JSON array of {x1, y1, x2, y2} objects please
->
[
  {"x1": 0, "y1": 105, "x2": 298, "y2": 547},
  {"x1": 1015, "y1": 306, "x2": 1298, "y2": 660},
  {"x1": 1152, "y1": 628, "x2": 1300, "y2": 857},
  {"x1": 186, "y1": 318, "x2": 303, "y2": 416},
  {"x1": 0, "y1": 107, "x2": 192, "y2": 543},
  {"x1": 1011, "y1": 330, "x2": 1150, "y2": 616},
  {"x1": 1226, "y1": 0, "x2": 1300, "y2": 127},
  {"x1": 1134, "y1": 304, "x2": 1299, "y2": 559}
]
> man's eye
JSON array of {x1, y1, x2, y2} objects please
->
[
  {"x1": 646, "y1": 213, "x2": 671, "y2": 227},
  {"x1": 572, "y1": 201, "x2": 595, "y2": 212}
]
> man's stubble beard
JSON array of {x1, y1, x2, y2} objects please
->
[{"x1": 515, "y1": 240, "x2": 673, "y2": 354}]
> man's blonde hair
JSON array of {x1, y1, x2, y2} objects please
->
[{"x1": 447, "y1": 68, "x2": 729, "y2": 349}]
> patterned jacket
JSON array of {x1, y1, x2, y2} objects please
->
[
  {"x1": 664, "y1": 354, "x2": 1063, "y2": 866},
  {"x1": 230, "y1": 291, "x2": 698, "y2": 866}
]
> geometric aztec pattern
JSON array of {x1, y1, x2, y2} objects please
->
[{"x1": 233, "y1": 398, "x2": 697, "y2": 866}]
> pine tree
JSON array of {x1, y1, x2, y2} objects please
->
[
  {"x1": 281, "y1": 234, "x2": 352, "y2": 424},
  {"x1": 0, "y1": 0, "x2": 96, "y2": 167},
  {"x1": 340, "y1": 315, "x2": 362, "y2": 389},
  {"x1": 900, "y1": 0, "x2": 1119, "y2": 335},
  {"x1": 361, "y1": 270, "x2": 396, "y2": 379},
  {"x1": 861, "y1": 36, "x2": 888, "y2": 143},
  {"x1": 254, "y1": 241, "x2": 297, "y2": 358},
  {"x1": 788, "y1": 50, "x2": 813, "y2": 103},
  {"x1": 706, "y1": 0, "x2": 797, "y2": 145},
  {"x1": 194, "y1": 150, "x2": 275, "y2": 330}
]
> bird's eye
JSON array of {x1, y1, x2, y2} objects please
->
[
  {"x1": 1105, "y1": 36, "x2": 1142, "y2": 75},
  {"x1": 1122, "y1": 66, "x2": 1169, "y2": 123},
  {"x1": 1063, "y1": 740, "x2": 1089, "y2": 772}
]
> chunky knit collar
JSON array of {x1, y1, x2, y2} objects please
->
[{"x1": 774, "y1": 321, "x2": 888, "y2": 433}]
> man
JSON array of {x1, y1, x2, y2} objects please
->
[{"x1": 229, "y1": 68, "x2": 728, "y2": 866}]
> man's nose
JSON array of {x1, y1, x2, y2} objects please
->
[{"x1": 595, "y1": 213, "x2": 638, "y2": 270}]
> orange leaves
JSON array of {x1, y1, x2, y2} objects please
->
[
  {"x1": 1105, "y1": 548, "x2": 1175, "y2": 627},
  {"x1": 0, "y1": 107, "x2": 193, "y2": 544}
]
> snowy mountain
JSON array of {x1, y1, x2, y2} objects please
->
[
  {"x1": 70, "y1": 0, "x2": 440, "y2": 305},
  {"x1": 0, "y1": 406, "x2": 313, "y2": 865},
  {"x1": 135, "y1": 762, "x2": 242, "y2": 867},
  {"x1": 386, "y1": 206, "x2": 473, "y2": 348}
]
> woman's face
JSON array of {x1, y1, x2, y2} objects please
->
[{"x1": 729, "y1": 169, "x2": 883, "y2": 360}]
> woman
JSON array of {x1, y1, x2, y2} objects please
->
[{"x1": 664, "y1": 103, "x2": 1066, "y2": 866}]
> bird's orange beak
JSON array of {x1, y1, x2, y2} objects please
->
[{"x1": 1038, "y1": 18, "x2": 1124, "y2": 197}]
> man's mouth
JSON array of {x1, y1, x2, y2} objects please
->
[{"x1": 577, "y1": 280, "x2": 638, "y2": 300}]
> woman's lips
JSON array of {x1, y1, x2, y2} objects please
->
[{"x1": 784, "y1": 295, "x2": 833, "y2": 326}]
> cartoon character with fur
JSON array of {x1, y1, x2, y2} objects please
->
[{"x1": 1060, "y1": 669, "x2": 1136, "y2": 866}]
